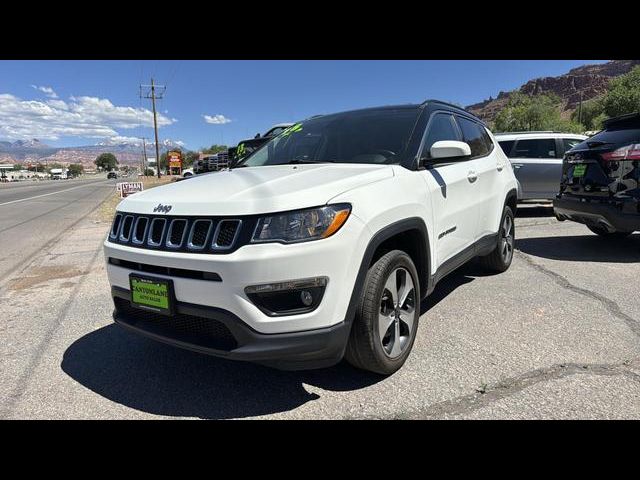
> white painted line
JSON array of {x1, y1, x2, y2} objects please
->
[{"x1": 0, "y1": 181, "x2": 109, "y2": 207}]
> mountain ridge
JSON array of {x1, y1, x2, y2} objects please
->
[{"x1": 467, "y1": 60, "x2": 640, "y2": 122}]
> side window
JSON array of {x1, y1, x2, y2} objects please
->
[
  {"x1": 420, "y1": 113, "x2": 460, "y2": 162},
  {"x1": 456, "y1": 116, "x2": 490, "y2": 158},
  {"x1": 563, "y1": 138, "x2": 582, "y2": 152},
  {"x1": 513, "y1": 139, "x2": 557, "y2": 159},
  {"x1": 498, "y1": 140, "x2": 515, "y2": 157}
]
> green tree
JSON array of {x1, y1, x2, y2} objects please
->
[
  {"x1": 571, "y1": 97, "x2": 606, "y2": 130},
  {"x1": 494, "y1": 92, "x2": 583, "y2": 133},
  {"x1": 144, "y1": 168, "x2": 155, "y2": 176},
  {"x1": 601, "y1": 65, "x2": 640, "y2": 118},
  {"x1": 201, "y1": 144, "x2": 228, "y2": 154},
  {"x1": 13, "y1": 163, "x2": 23, "y2": 171},
  {"x1": 68, "y1": 163, "x2": 84, "y2": 177},
  {"x1": 94, "y1": 152, "x2": 118, "y2": 171}
]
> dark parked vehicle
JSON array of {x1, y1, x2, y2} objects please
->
[
  {"x1": 554, "y1": 113, "x2": 640, "y2": 238},
  {"x1": 107, "y1": 171, "x2": 118, "y2": 179},
  {"x1": 228, "y1": 123, "x2": 293, "y2": 166}
]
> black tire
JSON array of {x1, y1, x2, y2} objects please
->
[
  {"x1": 478, "y1": 205, "x2": 515, "y2": 273},
  {"x1": 586, "y1": 225, "x2": 632, "y2": 239},
  {"x1": 345, "y1": 250, "x2": 420, "y2": 375}
]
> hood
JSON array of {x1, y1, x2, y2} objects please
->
[{"x1": 118, "y1": 163, "x2": 393, "y2": 216}]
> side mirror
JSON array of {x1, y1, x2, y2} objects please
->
[{"x1": 430, "y1": 141, "x2": 471, "y2": 161}]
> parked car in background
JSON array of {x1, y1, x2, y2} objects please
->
[
  {"x1": 228, "y1": 123, "x2": 294, "y2": 166},
  {"x1": 182, "y1": 168, "x2": 194, "y2": 177},
  {"x1": 107, "y1": 171, "x2": 118, "y2": 179},
  {"x1": 554, "y1": 113, "x2": 640, "y2": 238},
  {"x1": 496, "y1": 132, "x2": 587, "y2": 201}
]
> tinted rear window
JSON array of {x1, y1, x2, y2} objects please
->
[
  {"x1": 498, "y1": 140, "x2": 515, "y2": 157},
  {"x1": 573, "y1": 128, "x2": 640, "y2": 150}
]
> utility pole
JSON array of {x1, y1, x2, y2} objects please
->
[
  {"x1": 578, "y1": 91, "x2": 583, "y2": 126},
  {"x1": 140, "y1": 78, "x2": 166, "y2": 179},
  {"x1": 140, "y1": 137, "x2": 148, "y2": 176}
]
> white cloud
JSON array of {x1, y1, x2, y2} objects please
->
[
  {"x1": 0, "y1": 92, "x2": 175, "y2": 142},
  {"x1": 203, "y1": 114, "x2": 231, "y2": 125},
  {"x1": 31, "y1": 85, "x2": 58, "y2": 99}
]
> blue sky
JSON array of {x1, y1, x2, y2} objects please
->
[{"x1": 0, "y1": 60, "x2": 608, "y2": 150}]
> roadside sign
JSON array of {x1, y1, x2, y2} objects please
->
[{"x1": 118, "y1": 182, "x2": 144, "y2": 198}]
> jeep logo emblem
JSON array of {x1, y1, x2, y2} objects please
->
[{"x1": 153, "y1": 204, "x2": 172, "y2": 214}]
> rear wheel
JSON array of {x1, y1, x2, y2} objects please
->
[
  {"x1": 478, "y1": 205, "x2": 515, "y2": 273},
  {"x1": 586, "y1": 225, "x2": 632, "y2": 239},
  {"x1": 345, "y1": 250, "x2": 420, "y2": 375}
]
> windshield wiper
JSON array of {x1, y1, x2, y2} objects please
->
[{"x1": 275, "y1": 159, "x2": 336, "y2": 165}]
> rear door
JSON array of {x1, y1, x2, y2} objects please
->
[
  {"x1": 509, "y1": 137, "x2": 562, "y2": 199},
  {"x1": 456, "y1": 117, "x2": 503, "y2": 240},
  {"x1": 417, "y1": 112, "x2": 479, "y2": 266}
]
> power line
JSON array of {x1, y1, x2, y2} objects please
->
[{"x1": 140, "y1": 78, "x2": 166, "y2": 179}]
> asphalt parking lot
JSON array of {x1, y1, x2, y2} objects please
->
[{"x1": 1, "y1": 196, "x2": 638, "y2": 419}]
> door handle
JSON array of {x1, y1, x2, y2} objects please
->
[
  {"x1": 512, "y1": 163, "x2": 523, "y2": 169},
  {"x1": 467, "y1": 171, "x2": 478, "y2": 183}
]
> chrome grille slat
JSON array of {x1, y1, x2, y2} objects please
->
[
  {"x1": 166, "y1": 219, "x2": 188, "y2": 249},
  {"x1": 147, "y1": 218, "x2": 166, "y2": 247},
  {"x1": 212, "y1": 219, "x2": 242, "y2": 250},
  {"x1": 132, "y1": 217, "x2": 149, "y2": 245},
  {"x1": 119, "y1": 215, "x2": 134, "y2": 242},
  {"x1": 187, "y1": 220, "x2": 212, "y2": 250},
  {"x1": 110, "y1": 213, "x2": 123, "y2": 239}
]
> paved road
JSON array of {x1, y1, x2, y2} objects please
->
[
  {"x1": 0, "y1": 177, "x2": 115, "y2": 283},
  {"x1": 1, "y1": 200, "x2": 638, "y2": 419}
]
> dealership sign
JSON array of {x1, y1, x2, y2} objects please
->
[
  {"x1": 117, "y1": 182, "x2": 144, "y2": 198},
  {"x1": 168, "y1": 150, "x2": 183, "y2": 168}
]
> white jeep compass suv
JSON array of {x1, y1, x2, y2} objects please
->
[{"x1": 104, "y1": 101, "x2": 518, "y2": 375}]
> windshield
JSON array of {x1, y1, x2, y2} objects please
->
[{"x1": 239, "y1": 107, "x2": 421, "y2": 167}]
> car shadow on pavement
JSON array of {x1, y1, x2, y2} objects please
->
[
  {"x1": 61, "y1": 324, "x2": 383, "y2": 419},
  {"x1": 517, "y1": 233, "x2": 640, "y2": 263}
]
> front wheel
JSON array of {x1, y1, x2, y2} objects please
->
[
  {"x1": 478, "y1": 205, "x2": 515, "y2": 273},
  {"x1": 586, "y1": 225, "x2": 632, "y2": 239},
  {"x1": 345, "y1": 250, "x2": 420, "y2": 375}
]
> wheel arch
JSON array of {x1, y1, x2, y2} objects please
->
[{"x1": 344, "y1": 218, "x2": 431, "y2": 330}]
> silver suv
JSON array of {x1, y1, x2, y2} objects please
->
[{"x1": 495, "y1": 132, "x2": 587, "y2": 201}]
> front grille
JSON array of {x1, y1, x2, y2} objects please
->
[
  {"x1": 114, "y1": 297, "x2": 237, "y2": 351},
  {"x1": 108, "y1": 212, "x2": 251, "y2": 254}
]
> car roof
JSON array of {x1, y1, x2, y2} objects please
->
[
  {"x1": 603, "y1": 112, "x2": 640, "y2": 128},
  {"x1": 494, "y1": 132, "x2": 588, "y2": 141},
  {"x1": 303, "y1": 101, "x2": 484, "y2": 124}
]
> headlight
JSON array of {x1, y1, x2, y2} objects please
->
[{"x1": 252, "y1": 204, "x2": 351, "y2": 243}]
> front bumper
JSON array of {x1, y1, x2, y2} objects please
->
[
  {"x1": 112, "y1": 286, "x2": 349, "y2": 370},
  {"x1": 553, "y1": 195, "x2": 640, "y2": 232}
]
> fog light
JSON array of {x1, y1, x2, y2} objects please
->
[
  {"x1": 300, "y1": 290, "x2": 313, "y2": 306},
  {"x1": 245, "y1": 277, "x2": 328, "y2": 316}
]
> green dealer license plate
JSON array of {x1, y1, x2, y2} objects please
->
[
  {"x1": 572, "y1": 164, "x2": 587, "y2": 177},
  {"x1": 130, "y1": 275, "x2": 174, "y2": 315}
]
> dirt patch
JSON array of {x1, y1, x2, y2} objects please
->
[{"x1": 8, "y1": 265, "x2": 89, "y2": 291}]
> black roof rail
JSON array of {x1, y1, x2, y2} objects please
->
[
  {"x1": 421, "y1": 99, "x2": 467, "y2": 111},
  {"x1": 603, "y1": 112, "x2": 640, "y2": 128},
  {"x1": 494, "y1": 130, "x2": 562, "y2": 135}
]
